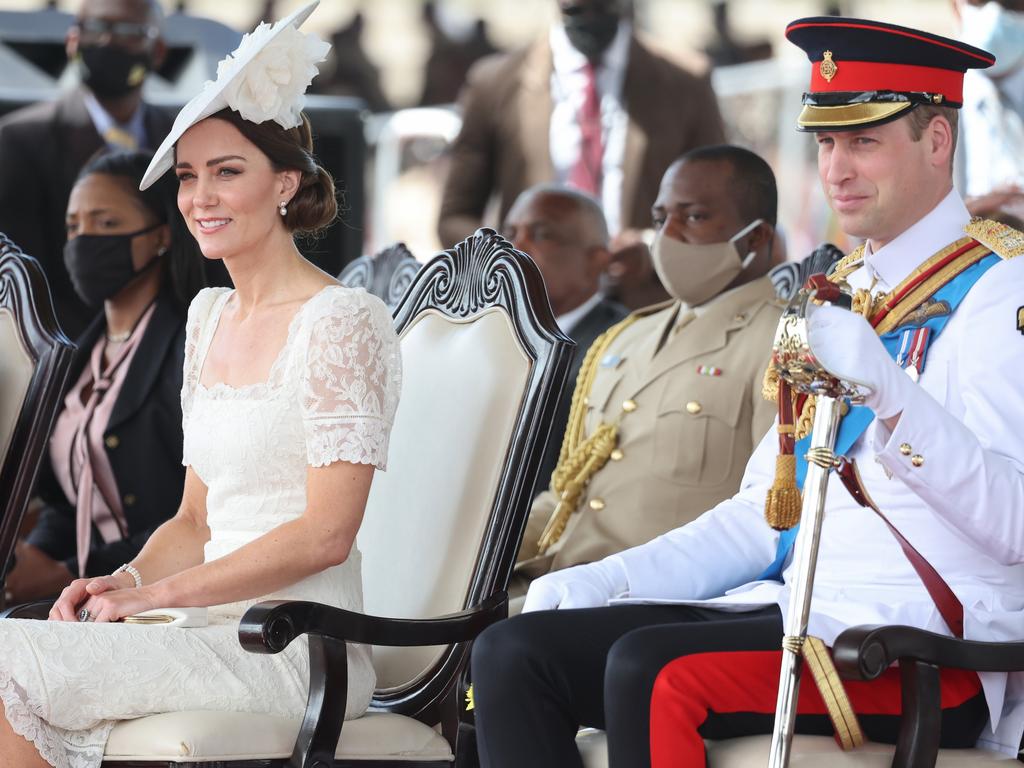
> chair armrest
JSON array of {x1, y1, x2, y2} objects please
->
[
  {"x1": 833, "y1": 624, "x2": 1024, "y2": 680},
  {"x1": 0, "y1": 600, "x2": 54, "y2": 620},
  {"x1": 238, "y1": 590, "x2": 508, "y2": 654}
]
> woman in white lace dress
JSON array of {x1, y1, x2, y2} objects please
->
[{"x1": 0, "y1": 6, "x2": 401, "y2": 767}]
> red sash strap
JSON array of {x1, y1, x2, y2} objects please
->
[{"x1": 835, "y1": 457, "x2": 964, "y2": 638}]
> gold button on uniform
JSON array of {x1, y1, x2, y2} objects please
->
[
  {"x1": 589, "y1": 498, "x2": 606, "y2": 511},
  {"x1": 610, "y1": 449, "x2": 624, "y2": 461},
  {"x1": 686, "y1": 401, "x2": 702, "y2": 415},
  {"x1": 105, "y1": 435, "x2": 120, "y2": 449},
  {"x1": 622, "y1": 399, "x2": 637, "y2": 413},
  {"x1": 911, "y1": 455, "x2": 924, "y2": 468},
  {"x1": 899, "y1": 443, "x2": 912, "y2": 456},
  {"x1": 123, "y1": 493, "x2": 137, "y2": 506},
  {"x1": 733, "y1": 313, "x2": 747, "y2": 323}
]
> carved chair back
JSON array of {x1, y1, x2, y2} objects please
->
[
  {"x1": 0, "y1": 236, "x2": 75, "y2": 609},
  {"x1": 356, "y1": 228, "x2": 574, "y2": 720},
  {"x1": 338, "y1": 243, "x2": 422, "y2": 310}
]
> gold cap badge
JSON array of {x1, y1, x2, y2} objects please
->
[{"x1": 820, "y1": 50, "x2": 838, "y2": 83}]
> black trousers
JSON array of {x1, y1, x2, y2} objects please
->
[{"x1": 470, "y1": 604, "x2": 988, "y2": 768}]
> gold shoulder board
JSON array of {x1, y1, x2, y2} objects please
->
[{"x1": 964, "y1": 218, "x2": 1024, "y2": 260}]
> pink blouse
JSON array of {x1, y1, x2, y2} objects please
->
[{"x1": 49, "y1": 304, "x2": 155, "y2": 576}]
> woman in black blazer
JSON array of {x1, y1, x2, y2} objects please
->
[{"x1": 5, "y1": 151, "x2": 205, "y2": 602}]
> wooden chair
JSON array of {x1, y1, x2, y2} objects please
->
[
  {"x1": 338, "y1": 243, "x2": 422, "y2": 310},
  {"x1": 87, "y1": 228, "x2": 574, "y2": 766},
  {"x1": 0, "y1": 235, "x2": 74, "y2": 610}
]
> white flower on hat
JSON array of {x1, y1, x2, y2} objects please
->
[{"x1": 218, "y1": 21, "x2": 330, "y2": 129}]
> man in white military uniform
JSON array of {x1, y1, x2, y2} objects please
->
[{"x1": 470, "y1": 16, "x2": 1024, "y2": 768}]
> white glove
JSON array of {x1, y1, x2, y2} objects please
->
[
  {"x1": 806, "y1": 304, "x2": 914, "y2": 419},
  {"x1": 521, "y1": 556, "x2": 629, "y2": 613}
]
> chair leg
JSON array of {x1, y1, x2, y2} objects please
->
[
  {"x1": 290, "y1": 634, "x2": 349, "y2": 768},
  {"x1": 891, "y1": 660, "x2": 941, "y2": 768}
]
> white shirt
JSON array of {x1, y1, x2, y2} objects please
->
[
  {"x1": 556, "y1": 291, "x2": 604, "y2": 335},
  {"x1": 82, "y1": 91, "x2": 147, "y2": 150},
  {"x1": 614, "y1": 189, "x2": 1024, "y2": 755},
  {"x1": 549, "y1": 22, "x2": 631, "y2": 235}
]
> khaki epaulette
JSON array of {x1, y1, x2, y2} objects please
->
[{"x1": 965, "y1": 218, "x2": 1024, "y2": 260}]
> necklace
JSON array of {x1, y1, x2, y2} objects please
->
[{"x1": 106, "y1": 330, "x2": 131, "y2": 343}]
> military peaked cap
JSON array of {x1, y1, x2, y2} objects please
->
[{"x1": 786, "y1": 16, "x2": 995, "y2": 131}]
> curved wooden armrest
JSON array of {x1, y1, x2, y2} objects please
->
[
  {"x1": 833, "y1": 623, "x2": 1024, "y2": 680},
  {"x1": 0, "y1": 600, "x2": 54, "y2": 620},
  {"x1": 238, "y1": 591, "x2": 508, "y2": 654}
]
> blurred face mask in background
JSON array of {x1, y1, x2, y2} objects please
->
[
  {"x1": 63, "y1": 222, "x2": 163, "y2": 307},
  {"x1": 960, "y1": 1, "x2": 1024, "y2": 77},
  {"x1": 78, "y1": 44, "x2": 152, "y2": 99},
  {"x1": 651, "y1": 219, "x2": 763, "y2": 306},
  {"x1": 562, "y1": 5, "x2": 621, "y2": 61}
]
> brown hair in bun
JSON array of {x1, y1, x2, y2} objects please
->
[{"x1": 207, "y1": 108, "x2": 338, "y2": 236}]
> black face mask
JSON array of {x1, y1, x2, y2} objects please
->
[
  {"x1": 78, "y1": 44, "x2": 151, "y2": 99},
  {"x1": 63, "y1": 222, "x2": 163, "y2": 307},
  {"x1": 563, "y1": 11, "x2": 620, "y2": 62}
]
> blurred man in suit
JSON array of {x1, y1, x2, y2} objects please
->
[
  {"x1": 502, "y1": 184, "x2": 629, "y2": 500},
  {"x1": 513, "y1": 145, "x2": 783, "y2": 599},
  {"x1": 438, "y1": 0, "x2": 724, "y2": 307},
  {"x1": 0, "y1": 0, "x2": 172, "y2": 337}
]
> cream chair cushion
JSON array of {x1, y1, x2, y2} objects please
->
[
  {"x1": 104, "y1": 711, "x2": 452, "y2": 762},
  {"x1": 575, "y1": 730, "x2": 1016, "y2": 767},
  {"x1": 358, "y1": 307, "x2": 531, "y2": 691},
  {"x1": 0, "y1": 307, "x2": 33, "y2": 468}
]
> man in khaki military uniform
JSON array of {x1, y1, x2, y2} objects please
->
[{"x1": 516, "y1": 145, "x2": 784, "y2": 589}]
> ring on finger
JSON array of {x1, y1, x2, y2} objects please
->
[{"x1": 78, "y1": 607, "x2": 92, "y2": 623}]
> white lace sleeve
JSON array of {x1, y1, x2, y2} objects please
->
[
  {"x1": 301, "y1": 287, "x2": 402, "y2": 470},
  {"x1": 181, "y1": 288, "x2": 230, "y2": 464}
]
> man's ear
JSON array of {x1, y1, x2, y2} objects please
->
[
  {"x1": 150, "y1": 38, "x2": 168, "y2": 72},
  {"x1": 928, "y1": 115, "x2": 955, "y2": 170},
  {"x1": 746, "y1": 220, "x2": 775, "y2": 258},
  {"x1": 586, "y1": 245, "x2": 613, "y2": 275}
]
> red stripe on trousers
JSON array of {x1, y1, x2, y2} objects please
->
[{"x1": 649, "y1": 650, "x2": 981, "y2": 767}]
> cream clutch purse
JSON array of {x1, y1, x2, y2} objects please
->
[{"x1": 122, "y1": 607, "x2": 208, "y2": 627}]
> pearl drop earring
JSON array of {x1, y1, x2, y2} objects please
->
[{"x1": 279, "y1": 201, "x2": 288, "y2": 216}]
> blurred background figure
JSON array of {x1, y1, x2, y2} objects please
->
[
  {"x1": 703, "y1": 0, "x2": 772, "y2": 67},
  {"x1": 954, "y1": 0, "x2": 1024, "y2": 221},
  {"x1": 437, "y1": 0, "x2": 724, "y2": 309},
  {"x1": 4, "y1": 150, "x2": 204, "y2": 604},
  {"x1": 419, "y1": 1, "x2": 499, "y2": 107},
  {"x1": 0, "y1": 0, "x2": 172, "y2": 340},
  {"x1": 501, "y1": 184, "x2": 628, "y2": 499},
  {"x1": 311, "y1": 11, "x2": 391, "y2": 113}
]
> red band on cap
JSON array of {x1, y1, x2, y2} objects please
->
[{"x1": 810, "y1": 60, "x2": 963, "y2": 103}]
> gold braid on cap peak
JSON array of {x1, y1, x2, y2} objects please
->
[{"x1": 537, "y1": 314, "x2": 639, "y2": 554}]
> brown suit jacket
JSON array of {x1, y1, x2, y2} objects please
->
[
  {"x1": 0, "y1": 89, "x2": 174, "y2": 338},
  {"x1": 516, "y1": 276, "x2": 782, "y2": 583},
  {"x1": 438, "y1": 33, "x2": 725, "y2": 247}
]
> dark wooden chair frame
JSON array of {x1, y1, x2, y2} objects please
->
[
  {"x1": 18, "y1": 228, "x2": 573, "y2": 768},
  {"x1": 0, "y1": 236, "x2": 75, "y2": 611},
  {"x1": 338, "y1": 242, "x2": 421, "y2": 310}
]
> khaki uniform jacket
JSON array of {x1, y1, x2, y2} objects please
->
[{"x1": 517, "y1": 276, "x2": 782, "y2": 580}]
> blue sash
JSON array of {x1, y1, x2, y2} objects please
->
[{"x1": 758, "y1": 254, "x2": 999, "y2": 582}]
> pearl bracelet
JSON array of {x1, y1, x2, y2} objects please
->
[{"x1": 115, "y1": 563, "x2": 143, "y2": 589}]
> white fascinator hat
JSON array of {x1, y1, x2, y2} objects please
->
[{"x1": 140, "y1": 0, "x2": 330, "y2": 190}]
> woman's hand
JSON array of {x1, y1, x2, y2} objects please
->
[
  {"x1": 49, "y1": 572, "x2": 134, "y2": 622},
  {"x1": 79, "y1": 586, "x2": 160, "y2": 623}
]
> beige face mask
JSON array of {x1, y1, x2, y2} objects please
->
[{"x1": 651, "y1": 219, "x2": 763, "y2": 306}]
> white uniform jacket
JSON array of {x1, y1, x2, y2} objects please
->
[{"x1": 612, "y1": 190, "x2": 1024, "y2": 755}]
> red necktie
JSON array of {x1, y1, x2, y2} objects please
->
[{"x1": 568, "y1": 62, "x2": 603, "y2": 196}]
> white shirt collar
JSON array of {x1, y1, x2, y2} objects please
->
[
  {"x1": 82, "y1": 91, "x2": 146, "y2": 149},
  {"x1": 549, "y1": 19, "x2": 631, "y2": 77},
  {"x1": 557, "y1": 291, "x2": 604, "y2": 334},
  {"x1": 859, "y1": 188, "x2": 970, "y2": 291}
]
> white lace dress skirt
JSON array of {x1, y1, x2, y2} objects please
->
[{"x1": 0, "y1": 285, "x2": 402, "y2": 768}]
